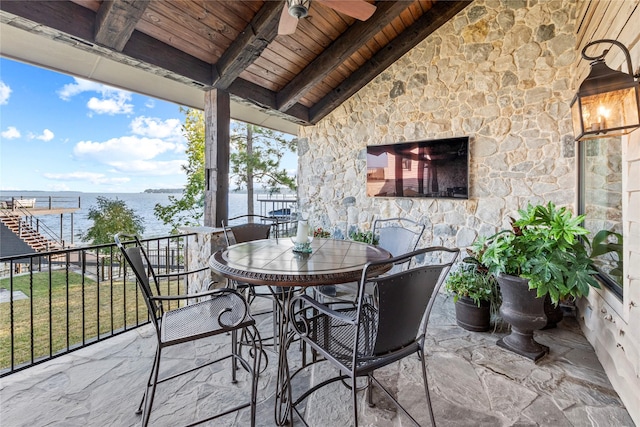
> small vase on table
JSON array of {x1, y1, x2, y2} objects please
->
[{"x1": 292, "y1": 220, "x2": 313, "y2": 253}]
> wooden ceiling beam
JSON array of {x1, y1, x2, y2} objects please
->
[
  {"x1": 228, "y1": 78, "x2": 311, "y2": 125},
  {"x1": 276, "y1": 1, "x2": 410, "y2": 112},
  {"x1": 309, "y1": 0, "x2": 472, "y2": 124},
  {"x1": 0, "y1": 0, "x2": 94, "y2": 41},
  {"x1": 94, "y1": 0, "x2": 150, "y2": 52},
  {"x1": 122, "y1": 31, "x2": 214, "y2": 86},
  {"x1": 213, "y1": 0, "x2": 284, "y2": 89}
]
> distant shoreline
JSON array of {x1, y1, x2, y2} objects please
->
[{"x1": 143, "y1": 188, "x2": 183, "y2": 194}]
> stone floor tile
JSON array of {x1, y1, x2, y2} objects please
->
[{"x1": 0, "y1": 293, "x2": 634, "y2": 426}]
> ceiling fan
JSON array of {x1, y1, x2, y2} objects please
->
[{"x1": 278, "y1": 0, "x2": 377, "y2": 35}]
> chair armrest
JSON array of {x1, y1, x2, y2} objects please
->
[
  {"x1": 149, "y1": 286, "x2": 235, "y2": 302},
  {"x1": 290, "y1": 294, "x2": 357, "y2": 326},
  {"x1": 155, "y1": 266, "x2": 209, "y2": 279}
]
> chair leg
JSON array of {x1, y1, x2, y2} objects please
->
[
  {"x1": 231, "y1": 329, "x2": 238, "y2": 383},
  {"x1": 419, "y1": 348, "x2": 437, "y2": 427},
  {"x1": 272, "y1": 298, "x2": 279, "y2": 349},
  {"x1": 366, "y1": 374, "x2": 375, "y2": 407},
  {"x1": 142, "y1": 346, "x2": 162, "y2": 427},
  {"x1": 136, "y1": 348, "x2": 158, "y2": 415},
  {"x1": 248, "y1": 324, "x2": 262, "y2": 427},
  {"x1": 352, "y1": 375, "x2": 359, "y2": 427}
]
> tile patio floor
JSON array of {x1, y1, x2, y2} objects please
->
[{"x1": 0, "y1": 293, "x2": 634, "y2": 427}]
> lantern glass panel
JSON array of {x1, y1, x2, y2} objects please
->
[{"x1": 579, "y1": 87, "x2": 639, "y2": 133}]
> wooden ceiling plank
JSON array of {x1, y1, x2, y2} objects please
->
[
  {"x1": 94, "y1": 0, "x2": 150, "y2": 52},
  {"x1": 305, "y1": 3, "x2": 348, "y2": 40},
  {"x1": 276, "y1": 0, "x2": 411, "y2": 112},
  {"x1": 260, "y1": 48, "x2": 305, "y2": 75},
  {"x1": 250, "y1": 56, "x2": 298, "y2": 81},
  {"x1": 147, "y1": 1, "x2": 235, "y2": 57},
  {"x1": 173, "y1": 0, "x2": 251, "y2": 34},
  {"x1": 310, "y1": 0, "x2": 472, "y2": 123},
  {"x1": 272, "y1": 36, "x2": 318, "y2": 64},
  {"x1": 214, "y1": 1, "x2": 284, "y2": 89},
  {"x1": 242, "y1": 67, "x2": 291, "y2": 91},
  {"x1": 135, "y1": 18, "x2": 220, "y2": 63}
]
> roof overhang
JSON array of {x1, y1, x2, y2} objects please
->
[{"x1": 0, "y1": 22, "x2": 300, "y2": 135}]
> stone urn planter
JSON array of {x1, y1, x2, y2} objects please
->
[
  {"x1": 454, "y1": 296, "x2": 491, "y2": 332},
  {"x1": 496, "y1": 274, "x2": 549, "y2": 362}
]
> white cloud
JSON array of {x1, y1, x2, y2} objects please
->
[
  {"x1": 57, "y1": 78, "x2": 107, "y2": 100},
  {"x1": 1, "y1": 126, "x2": 21, "y2": 139},
  {"x1": 43, "y1": 171, "x2": 130, "y2": 185},
  {"x1": 145, "y1": 99, "x2": 156, "y2": 109},
  {"x1": 36, "y1": 129, "x2": 54, "y2": 141},
  {"x1": 73, "y1": 136, "x2": 182, "y2": 162},
  {"x1": 130, "y1": 116, "x2": 184, "y2": 141},
  {"x1": 57, "y1": 77, "x2": 133, "y2": 115},
  {"x1": 87, "y1": 92, "x2": 133, "y2": 115},
  {"x1": 0, "y1": 81, "x2": 11, "y2": 105}
]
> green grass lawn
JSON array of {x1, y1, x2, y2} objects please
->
[{"x1": 0, "y1": 270, "x2": 153, "y2": 370}]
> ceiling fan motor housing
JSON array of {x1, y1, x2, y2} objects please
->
[{"x1": 289, "y1": 4, "x2": 308, "y2": 18}]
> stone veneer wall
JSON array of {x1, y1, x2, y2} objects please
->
[
  {"x1": 297, "y1": 0, "x2": 639, "y2": 422},
  {"x1": 179, "y1": 227, "x2": 228, "y2": 293},
  {"x1": 299, "y1": 0, "x2": 578, "y2": 248}
]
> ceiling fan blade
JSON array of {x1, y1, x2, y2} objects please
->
[
  {"x1": 317, "y1": 0, "x2": 377, "y2": 21},
  {"x1": 278, "y1": 4, "x2": 299, "y2": 35}
]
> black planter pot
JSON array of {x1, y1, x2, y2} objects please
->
[
  {"x1": 496, "y1": 274, "x2": 549, "y2": 362},
  {"x1": 454, "y1": 296, "x2": 491, "y2": 332},
  {"x1": 542, "y1": 294, "x2": 564, "y2": 329}
]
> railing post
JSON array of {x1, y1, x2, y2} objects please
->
[{"x1": 49, "y1": 196, "x2": 52, "y2": 210}]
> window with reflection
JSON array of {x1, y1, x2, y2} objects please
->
[{"x1": 578, "y1": 136, "x2": 623, "y2": 297}]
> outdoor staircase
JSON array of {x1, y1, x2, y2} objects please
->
[{"x1": 0, "y1": 212, "x2": 64, "y2": 252}]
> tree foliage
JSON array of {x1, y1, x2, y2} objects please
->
[
  {"x1": 154, "y1": 108, "x2": 297, "y2": 230},
  {"x1": 83, "y1": 196, "x2": 144, "y2": 245},
  {"x1": 230, "y1": 122, "x2": 297, "y2": 194},
  {"x1": 154, "y1": 108, "x2": 205, "y2": 231}
]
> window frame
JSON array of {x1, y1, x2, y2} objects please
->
[{"x1": 577, "y1": 137, "x2": 624, "y2": 299}]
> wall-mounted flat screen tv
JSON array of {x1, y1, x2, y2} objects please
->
[{"x1": 366, "y1": 136, "x2": 469, "y2": 199}]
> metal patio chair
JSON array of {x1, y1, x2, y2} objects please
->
[
  {"x1": 114, "y1": 234, "x2": 262, "y2": 427},
  {"x1": 318, "y1": 216, "x2": 426, "y2": 301},
  {"x1": 222, "y1": 214, "x2": 286, "y2": 348},
  {"x1": 288, "y1": 246, "x2": 458, "y2": 427}
]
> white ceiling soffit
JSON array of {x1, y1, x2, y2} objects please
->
[{"x1": 0, "y1": 23, "x2": 299, "y2": 136}]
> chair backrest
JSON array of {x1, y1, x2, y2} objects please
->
[
  {"x1": 114, "y1": 234, "x2": 163, "y2": 330},
  {"x1": 222, "y1": 214, "x2": 278, "y2": 246},
  {"x1": 372, "y1": 217, "x2": 426, "y2": 273},
  {"x1": 357, "y1": 246, "x2": 458, "y2": 356}
]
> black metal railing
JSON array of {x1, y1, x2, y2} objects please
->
[{"x1": 0, "y1": 233, "x2": 198, "y2": 377}]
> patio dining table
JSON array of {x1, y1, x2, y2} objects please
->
[{"x1": 209, "y1": 238, "x2": 392, "y2": 425}]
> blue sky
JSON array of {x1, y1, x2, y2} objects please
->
[{"x1": 0, "y1": 57, "x2": 296, "y2": 193}]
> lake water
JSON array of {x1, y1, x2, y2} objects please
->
[{"x1": 0, "y1": 191, "x2": 291, "y2": 245}]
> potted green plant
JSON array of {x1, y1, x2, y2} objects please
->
[
  {"x1": 473, "y1": 202, "x2": 600, "y2": 361},
  {"x1": 444, "y1": 257, "x2": 500, "y2": 332}
]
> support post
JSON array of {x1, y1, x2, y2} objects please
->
[{"x1": 204, "y1": 89, "x2": 230, "y2": 227}]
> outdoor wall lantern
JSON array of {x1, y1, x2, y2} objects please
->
[{"x1": 571, "y1": 39, "x2": 640, "y2": 141}]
